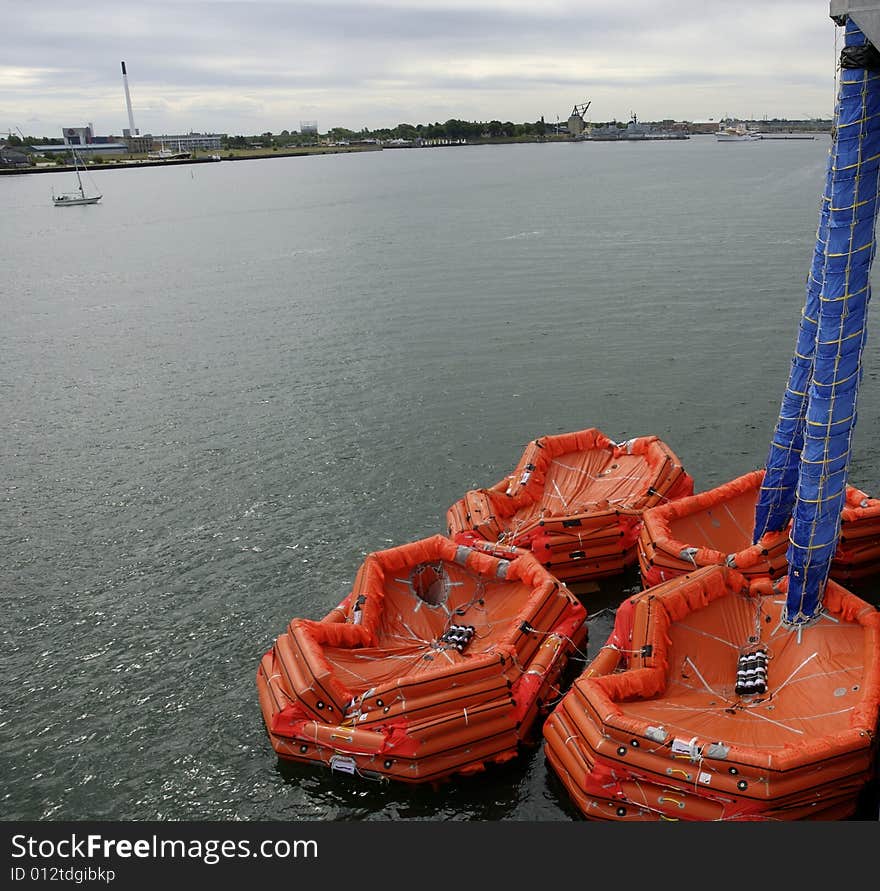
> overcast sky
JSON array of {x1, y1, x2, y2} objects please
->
[{"x1": 1, "y1": 1, "x2": 842, "y2": 138}]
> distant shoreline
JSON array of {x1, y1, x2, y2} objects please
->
[
  {"x1": 0, "y1": 131, "x2": 828, "y2": 176},
  {"x1": 0, "y1": 144, "x2": 382, "y2": 175}
]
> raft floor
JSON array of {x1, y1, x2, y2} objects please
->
[{"x1": 615, "y1": 590, "x2": 868, "y2": 749}]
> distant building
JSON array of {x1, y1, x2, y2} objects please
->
[
  {"x1": 39, "y1": 141, "x2": 127, "y2": 157},
  {"x1": 62, "y1": 124, "x2": 96, "y2": 145},
  {"x1": 123, "y1": 132, "x2": 154, "y2": 154},
  {"x1": 56, "y1": 123, "x2": 132, "y2": 154},
  {"x1": 688, "y1": 120, "x2": 721, "y2": 134},
  {"x1": 0, "y1": 144, "x2": 31, "y2": 167},
  {"x1": 567, "y1": 114, "x2": 585, "y2": 136},
  {"x1": 41, "y1": 124, "x2": 227, "y2": 157},
  {"x1": 686, "y1": 118, "x2": 831, "y2": 135},
  {"x1": 660, "y1": 119, "x2": 691, "y2": 134},
  {"x1": 154, "y1": 132, "x2": 224, "y2": 152}
]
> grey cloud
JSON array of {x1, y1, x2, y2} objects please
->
[{"x1": 0, "y1": 1, "x2": 839, "y2": 134}]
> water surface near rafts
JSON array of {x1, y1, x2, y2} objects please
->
[{"x1": 2, "y1": 134, "x2": 878, "y2": 821}]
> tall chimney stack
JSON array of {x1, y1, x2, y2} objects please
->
[{"x1": 121, "y1": 61, "x2": 138, "y2": 136}]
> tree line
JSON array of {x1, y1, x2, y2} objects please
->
[
  {"x1": 5, "y1": 115, "x2": 833, "y2": 150},
  {"x1": 6, "y1": 119, "x2": 550, "y2": 148},
  {"x1": 221, "y1": 118, "x2": 551, "y2": 148}
]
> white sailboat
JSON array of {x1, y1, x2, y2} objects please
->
[{"x1": 52, "y1": 150, "x2": 102, "y2": 206}]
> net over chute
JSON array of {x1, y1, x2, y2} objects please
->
[{"x1": 754, "y1": 15, "x2": 880, "y2": 626}]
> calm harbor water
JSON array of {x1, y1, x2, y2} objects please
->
[{"x1": 2, "y1": 135, "x2": 879, "y2": 822}]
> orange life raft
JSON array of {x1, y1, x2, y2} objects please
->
[
  {"x1": 637, "y1": 469, "x2": 880, "y2": 588},
  {"x1": 257, "y1": 534, "x2": 587, "y2": 784},
  {"x1": 447, "y1": 428, "x2": 694, "y2": 584},
  {"x1": 543, "y1": 564, "x2": 880, "y2": 821}
]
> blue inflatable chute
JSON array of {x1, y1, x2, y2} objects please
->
[{"x1": 754, "y1": 16, "x2": 880, "y2": 626}]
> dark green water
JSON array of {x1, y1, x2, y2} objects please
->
[{"x1": 2, "y1": 135, "x2": 878, "y2": 821}]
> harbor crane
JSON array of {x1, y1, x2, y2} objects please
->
[{"x1": 566, "y1": 100, "x2": 591, "y2": 136}]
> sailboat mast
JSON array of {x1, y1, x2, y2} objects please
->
[{"x1": 74, "y1": 151, "x2": 84, "y2": 197}]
